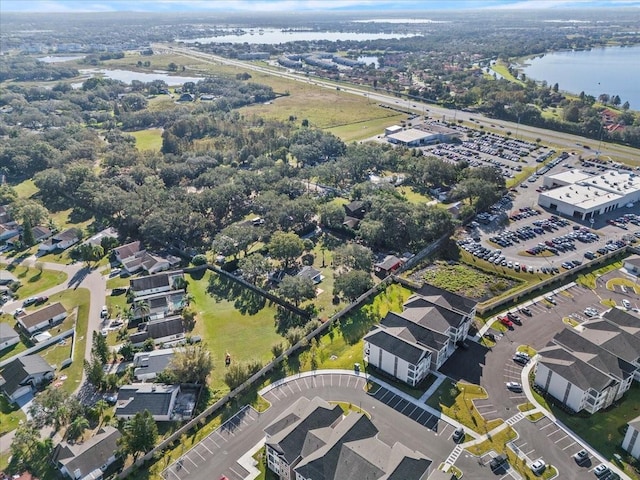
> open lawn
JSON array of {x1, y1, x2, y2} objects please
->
[
  {"x1": 326, "y1": 114, "x2": 406, "y2": 142},
  {"x1": 1, "y1": 262, "x2": 67, "y2": 299},
  {"x1": 0, "y1": 325, "x2": 28, "y2": 362},
  {"x1": 39, "y1": 336, "x2": 72, "y2": 368},
  {"x1": 0, "y1": 395, "x2": 25, "y2": 437},
  {"x1": 549, "y1": 382, "x2": 640, "y2": 479},
  {"x1": 490, "y1": 62, "x2": 525, "y2": 85},
  {"x1": 12, "y1": 179, "x2": 38, "y2": 199},
  {"x1": 397, "y1": 186, "x2": 434, "y2": 205},
  {"x1": 130, "y1": 128, "x2": 164, "y2": 151},
  {"x1": 188, "y1": 270, "x2": 285, "y2": 395}
]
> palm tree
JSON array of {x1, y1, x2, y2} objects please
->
[
  {"x1": 93, "y1": 399, "x2": 109, "y2": 427},
  {"x1": 182, "y1": 292, "x2": 195, "y2": 308},
  {"x1": 133, "y1": 300, "x2": 150, "y2": 323},
  {"x1": 66, "y1": 416, "x2": 89, "y2": 442}
]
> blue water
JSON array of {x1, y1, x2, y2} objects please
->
[{"x1": 522, "y1": 45, "x2": 640, "y2": 110}]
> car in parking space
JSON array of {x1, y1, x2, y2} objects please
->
[
  {"x1": 490, "y1": 454, "x2": 508, "y2": 471},
  {"x1": 483, "y1": 332, "x2": 497, "y2": 342},
  {"x1": 507, "y1": 312, "x2": 521, "y2": 324},
  {"x1": 515, "y1": 351, "x2": 530, "y2": 360},
  {"x1": 573, "y1": 449, "x2": 589, "y2": 464},
  {"x1": 622, "y1": 299, "x2": 632, "y2": 309},
  {"x1": 513, "y1": 355, "x2": 529, "y2": 366},
  {"x1": 520, "y1": 307, "x2": 532, "y2": 316},
  {"x1": 593, "y1": 464, "x2": 610, "y2": 477},
  {"x1": 584, "y1": 307, "x2": 599, "y2": 317},
  {"x1": 452, "y1": 427, "x2": 465, "y2": 443},
  {"x1": 35, "y1": 296, "x2": 48, "y2": 305},
  {"x1": 530, "y1": 458, "x2": 546, "y2": 475},
  {"x1": 545, "y1": 295, "x2": 556, "y2": 305},
  {"x1": 506, "y1": 382, "x2": 523, "y2": 392},
  {"x1": 499, "y1": 316, "x2": 514, "y2": 327}
]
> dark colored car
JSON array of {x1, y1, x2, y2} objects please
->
[
  {"x1": 35, "y1": 296, "x2": 48, "y2": 305},
  {"x1": 490, "y1": 454, "x2": 508, "y2": 471},
  {"x1": 452, "y1": 428, "x2": 465, "y2": 443}
]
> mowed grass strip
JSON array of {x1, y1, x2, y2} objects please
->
[{"x1": 1, "y1": 262, "x2": 68, "y2": 299}]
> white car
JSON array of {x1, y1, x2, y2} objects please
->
[
  {"x1": 622, "y1": 299, "x2": 631, "y2": 309},
  {"x1": 100, "y1": 305, "x2": 108, "y2": 318},
  {"x1": 530, "y1": 458, "x2": 546, "y2": 474},
  {"x1": 593, "y1": 464, "x2": 610, "y2": 477},
  {"x1": 506, "y1": 382, "x2": 523, "y2": 392}
]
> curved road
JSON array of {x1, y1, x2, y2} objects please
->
[{"x1": 155, "y1": 43, "x2": 640, "y2": 164}]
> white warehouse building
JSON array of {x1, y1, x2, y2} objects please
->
[{"x1": 538, "y1": 169, "x2": 640, "y2": 221}]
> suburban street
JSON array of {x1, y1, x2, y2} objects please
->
[{"x1": 155, "y1": 43, "x2": 640, "y2": 164}]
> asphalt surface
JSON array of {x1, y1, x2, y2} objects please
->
[
  {"x1": 163, "y1": 373, "x2": 463, "y2": 480},
  {"x1": 441, "y1": 275, "x2": 640, "y2": 479}
]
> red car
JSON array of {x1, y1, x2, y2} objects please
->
[{"x1": 499, "y1": 316, "x2": 513, "y2": 327}]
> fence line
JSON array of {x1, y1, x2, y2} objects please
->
[{"x1": 0, "y1": 327, "x2": 75, "y2": 369}]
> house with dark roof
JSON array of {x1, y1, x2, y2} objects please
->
[
  {"x1": 624, "y1": 255, "x2": 640, "y2": 277},
  {"x1": 114, "y1": 240, "x2": 143, "y2": 263},
  {"x1": 129, "y1": 315, "x2": 185, "y2": 347},
  {"x1": 38, "y1": 228, "x2": 80, "y2": 252},
  {"x1": 297, "y1": 266, "x2": 323, "y2": 284},
  {"x1": 342, "y1": 200, "x2": 368, "y2": 229},
  {"x1": 52, "y1": 426, "x2": 121, "y2": 480},
  {"x1": 622, "y1": 415, "x2": 640, "y2": 460},
  {"x1": 374, "y1": 255, "x2": 403, "y2": 278},
  {"x1": 17, "y1": 302, "x2": 67, "y2": 334},
  {"x1": 363, "y1": 285, "x2": 476, "y2": 386},
  {"x1": 129, "y1": 290, "x2": 186, "y2": 327},
  {"x1": 132, "y1": 348, "x2": 175, "y2": 381},
  {"x1": 32, "y1": 225, "x2": 53, "y2": 244},
  {"x1": 265, "y1": 396, "x2": 432, "y2": 480},
  {"x1": 0, "y1": 322, "x2": 20, "y2": 350},
  {"x1": 115, "y1": 383, "x2": 193, "y2": 421},
  {"x1": 0, "y1": 354, "x2": 54, "y2": 402},
  {"x1": 534, "y1": 311, "x2": 640, "y2": 414},
  {"x1": 0, "y1": 222, "x2": 19, "y2": 241},
  {"x1": 130, "y1": 270, "x2": 184, "y2": 298},
  {"x1": 122, "y1": 250, "x2": 173, "y2": 275}
]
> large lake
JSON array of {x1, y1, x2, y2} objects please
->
[
  {"x1": 522, "y1": 45, "x2": 640, "y2": 109},
  {"x1": 179, "y1": 28, "x2": 416, "y2": 45}
]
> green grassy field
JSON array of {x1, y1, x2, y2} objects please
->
[
  {"x1": 12, "y1": 179, "x2": 38, "y2": 198},
  {"x1": 0, "y1": 325, "x2": 28, "y2": 362},
  {"x1": 326, "y1": 114, "x2": 406, "y2": 142},
  {"x1": 0, "y1": 262, "x2": 68, "y2": 299},
  {"x1": 187, "y1": 270, "x2": 285, "y2": 394},
  {"x1": 490, "y1": 62, "x2": 525, "y2": 85},
  {"x1": 0, "y1": 395, "x2": 25, "y2": 437},
  {"x1": 130, "y1": 128, "x2": 164, "y2": 151}
]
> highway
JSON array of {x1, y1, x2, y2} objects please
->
[{"x1": 154, "y1": 43, "x2": 640, "y2": 164}]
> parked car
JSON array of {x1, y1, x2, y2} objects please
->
[
  {"x1": 622, "y1": 299, "x2": 632, "y2": 309},
  {"x1": 489, "y1": 454, "x2": 508, "y2": 471},
  {"x1": 594, "y1": 464, "x2": 610, "y2": 477},
  {"x1": 22, "y1": 297, "x2": 37, "y2": 307},
  {"x1": 452, "y1": 427, "x2": 465, "y2": 443},
  {"x1": 545, "y1": 295, "x2": 556, "y2": 305},
  {"x1": 513, "y1": 355, "x2": 529, "y2": 366},
  {"x1": 506, "y1": 382, "x2": 523, "y2": 392},
  {"x1": 100, "y1": 305, "x2": 108, "y2": 318},
  {"x1": 483, "y1": 332, "x2": 496, "y2": 342},
  {"x1": 499, "y1": 316, "x2": 514, "y2": 327},
  {"x1": 35, "y1": 296, "x2": 48, "y2": 305},
  {"x1": 530, "y1": 458, "x2": 546, "y2": 474},
  {"x1": 573, "y1": 449, "x2": 588, "y2": 464},
  {"x1": 520, "y1": 307, "x2": 532, "y2": 316}
]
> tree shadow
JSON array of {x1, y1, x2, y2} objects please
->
[
  {"x1": 233, "y1": 288, "x2": 266, "y2": 315},
  {"x1": 340, "y1": 309, "x2": 378, "y2": 345},
  {"x1": 67, "y1": 266, "x2": 91, "y2": 289}
]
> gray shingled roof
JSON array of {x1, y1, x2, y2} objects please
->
[
  {"x1": 602, "y1": 308, "x2": 640, "y2": 336},
  {"x1": 133, "y1": 348, "x2": 175, "y2": 379},
  {"x1": 401, "y1": 299, "x2": 466, "y2": 334},
  {"x1": 381, "y1": 312, "x2": 449, "y2": 352},
  {"x1": 53, "y1": 426, "x2": 121, "y2": 478},
  {"x1": 0, "y1": 323, "x2": 19, "y2": 344},
  {"x1": 0, "y1": 354, "x2": 54, "y2": 398},
  {"x1": 18, "y1": 302, "x2": 66, "y2": 330},
  {"x1": 537, "y1": 344, "x2": 614, "y2": 391},
  {"x1": 412, "y1": 283, "x2": 477, "y2": 315},
  {"x1": 115, "y1": 384, "x2": 179, "y2": 418},
  {"x1": 580, "y1": 319, "x2": 640, "y2": 365},
  {"x1": 364, "y1": 327, "x2": 430, "y2": 365},
  {"x1": 130, "y1": 272, "x2": 171, "y2": 292}
]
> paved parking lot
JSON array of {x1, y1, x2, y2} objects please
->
[{"x1": 369, "y1": 385, "x2": 453, "y2": 436}]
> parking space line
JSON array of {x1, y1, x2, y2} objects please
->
[
  {"x1": 539, "y1": 421, "x2": 555, "y2": 430},
  {"x1": 199, "y1": 441, "x2": 213, "y2": 455},
  {"x1": 286, "y1": 383, "x2": 295, "y2": 395},
  {"x1": 206, "y1": 436, "x2": 219, "y2": 448},
  {"x1": 415, "y1": 410, "x2": 428, "y2": 423},
  {"x1": 192, "y1": 448, "x2": 206, "y2": 461},
  {"x1": 562, "y1": 441, "x2": 577, "y2": 451},
  {"x1": 406, "y1": 405, "x2": 418, "y2": 417},
  {"x1": 177, "y1": 463, "x2": 190, "y2": 475},
  {"x1": 554, "y1": 434, "x2": 569, "y2": 444},
  {"x1": 229, "y1": 466, "x2": 244, "y2": 479},
  {"x1": 379, "y1": 390, "x2": 392, "y2": 402},
  {"x1": 546, "y1": 428, "x2": 561, "y2": 437},
  {"x1": 392, "y1": 397, "x2": 405, "y2": 409},
  {"x1": 185, "y1": 455, "x2": 198, "y2": 467},
  {"x1": 338, "y1": 375, "x2": 343, "y2": 387},
  {"x1": 524, "y1": 449, "x2": 535, "y2": 457}
]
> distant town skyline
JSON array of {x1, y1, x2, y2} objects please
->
[{"x1": 1, "y1": 0, "x2": 639, "y2": 13}]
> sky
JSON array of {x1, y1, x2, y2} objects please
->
[{"x1": 1, "y1": 0, "x2": 639, "y2": 13}]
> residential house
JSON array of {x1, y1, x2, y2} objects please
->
[
  {"x1": 177, "y1": 93, "x2": 194, "y2": 102},
  {"x1": 17, "y1": 302, "x2": 67, "y2": 334},
  {"x1": 132, "y1": 348, "x2": 175, "y2": 381},
  {"x1": 0, "y1": 269, "x2": 18, "y2": 285},
  {"x1": 82, "y1": 227, "x2": 118, "y2": 248},
  {"x1": 622, "y1": 415, "x2": 640, "y2": 460},
  {"x1": 38, "y1": 228, "x2": 80, "y2": 252},
  {"x1": 32, "y1": 225, "x2": 53, "y2": 244},
  {"x1": 373, "y1": 255, "x2": 403, "y2": 278},
  {"x1": 113, "y1": 240, "x2": 143, "y2": 264},
  {"x1": 534, "y1": 312, "x2": 640, "y2": 414},
  {"x1": 363, "y1": 284, "x2": 476, "y2": 386},
  {"x1": 265, "y1": 396, "x2": 432, "y2": 480},
  {"x1": 0, "y1": 222, "x2": 19, "y2": 242},
  {"x1": 0, "y1": 354, "x2": 55, "y2": 402},
  {"x1": 115, "y1": 383, "x2": 193, "y2": 421},
  {"x1": 624, "y1": 255, "x2": 640, "y2": 277},
  {"x1": 122, "y1": 251, "x2": 172, "y2": 275},
  {"x1": 130, "y1": 270, "x2": 184, "y2": 298},
  {"x1": 297, "y1": 266, "x2": 323, "y2": 284},
  {"x1": 129, "y1": 290, "x2": 186, "y2": 327},
  {"x1": 0, "y1": 323, "x2": 20, "y2": 350},
  {"x1": 52, "y1": 426, "x2": 121, "y2": 480},
  {"x1": 129, "y1": 315, "x2": 185, "y2": 347},
  {"x1": 342, "y1": 200, "x2": 368, "y2": 229}
]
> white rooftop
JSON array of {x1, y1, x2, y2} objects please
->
[
  {"x1": 387, "y1": 128, "x2": 435, "y2": 143},
  {"x1": 546, "y1": 169, "x2": 593, "y2": 185},
  {"x1": 540, "y1": 183, "x2": 623, "y2": 209}
]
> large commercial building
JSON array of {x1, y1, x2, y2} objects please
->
[
  {"x1": 386, "y1": 125, "x2": 460, "y2": 147},
  {"x1": 538, "y1": 169, "x2": 640, "y2": 220}
]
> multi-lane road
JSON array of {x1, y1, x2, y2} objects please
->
[{"x1": 154, "y1": 43, "x2": 640, "y2": 164}]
